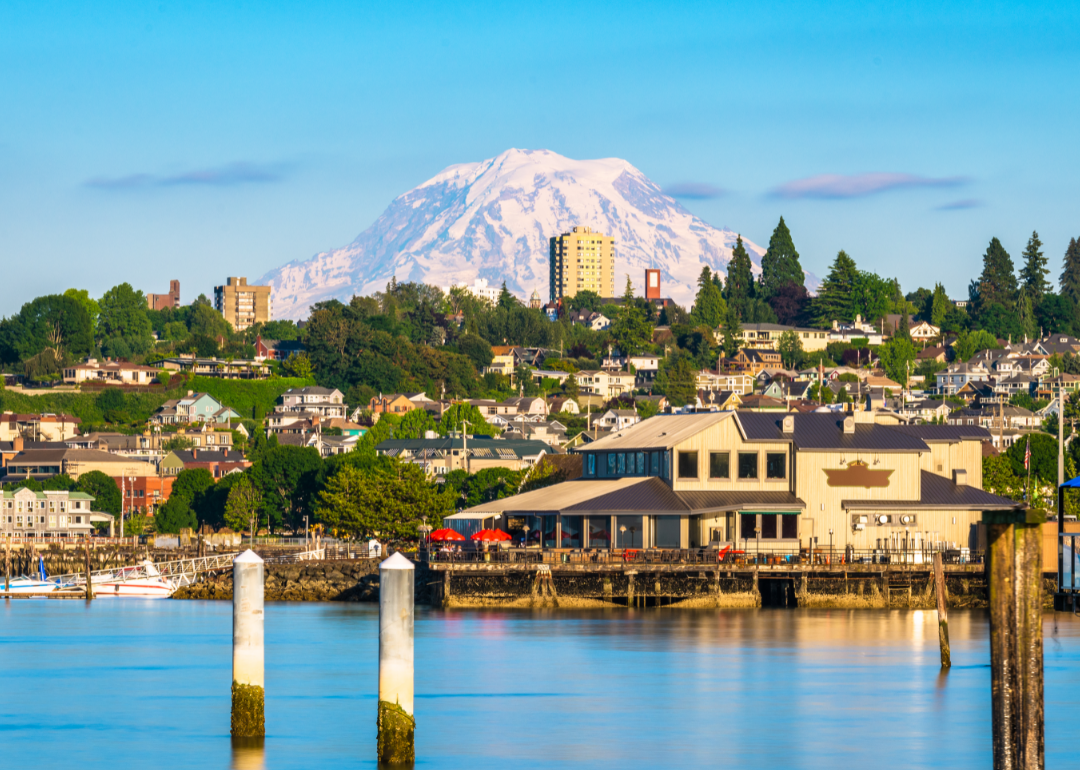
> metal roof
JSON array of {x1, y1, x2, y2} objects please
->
[
  {"x1": 579, "y1": 412, "x2": 732, "y2": 452},
  {"x1": 885, "y1": 424, "x2": 993, "y2": 443},
  {"x1": 736, "y1": 413, "x2": 929, "y2": 452},
  {"x1": 843, "y1": 471, "x2": 1019, "y2": 511},
  {"x1": 460, "y1": 477, "x2": 806, "y2": 516}
]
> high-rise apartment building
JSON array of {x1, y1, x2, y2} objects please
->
[
  {"x1": 549, "y1": 226, "x2": 616, "y2": 303},
  {"x1": 214, "y1": 277, "x2": 272, "y2": 331}
]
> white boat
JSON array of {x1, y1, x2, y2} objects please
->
[
  {"x1": 94, "y1": 560, "x2": 177, "y2": 598},
  {"x1": 5, "y1": 576, "x2": 58, "y2": 594}
]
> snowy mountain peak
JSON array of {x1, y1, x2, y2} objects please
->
[{"x1": 260, "y1": 149, "x2": 764, "y2": 320}]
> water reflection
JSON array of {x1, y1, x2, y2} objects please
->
[
  {"x1": 0, "y1": 602, "x2": 1077, "y2": 769},
  {"x1": 230, "y1": 738, "x2": 265, "y2": 770}
]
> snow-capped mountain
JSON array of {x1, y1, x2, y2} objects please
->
[{"x1": 261, "y1": 148, "x2": 766, "y2": 319}]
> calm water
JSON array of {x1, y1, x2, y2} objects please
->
[{"x1": 2, "y1": 601, "x2": 1079, "y2": 769}]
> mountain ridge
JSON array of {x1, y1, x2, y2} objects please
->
[{"x1": 260, "y1": 149, "x2": 768, "y2": 319}]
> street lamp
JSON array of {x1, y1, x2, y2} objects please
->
[
  {"x1": 829, "y1": 528, "x2": 834, "y2": 564},
  {"x1": 619, "y1": 524, "x2": 627, "y2": 550},
  {"x1": 304, "y1": 515, "x2": 309, "y2": 546}
]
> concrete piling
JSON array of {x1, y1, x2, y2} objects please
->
[
  {"x1": 933, "y1": 553, "x2": 951, "y2": 668},
  {"x1": 231, "y1": 550, "x2": 265, "y2": 739},
  {"x1": 84, "y1": 539, "x2": 93, "y2": 600},
  {"x1": 378, "y1": 552, "x2": 415, "y2": 765},
  {"x1": 4, "y1": 535, "x2": 10, "y2": 593},
  {"x1": 986, "y1": 510, "x2": 1044, "y2": 770}
]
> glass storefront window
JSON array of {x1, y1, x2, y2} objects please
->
[
  {"x1": 740, "y1": 513, "x2": 757, "y2": 540},
  {"x1": 588, "y1": 518, "x2": 611, "y2": 548},
  {"x1": 587, "y1": 455, "x2": 596, "y2": 476},
  {"x1": 636, "y1": 452, "x2": 645, "y2": 475},
  {"x1": 654, "y1": 516, "x2": 681, "y2": 548},
  {"x1": 561, "y1": 516, "x2": 583, "y2": 548},
  {"x1": 607, "y1": 453, "x2": 616, "y2": 476},
  {"x1": 616, "y1": 515, "x2": 644, "y2": 549},
  {"x1": 617, "y1": 453, "x2": 626, "y2": 475},
  {"x1": 761, "y1": 514, "x2": 778, "y2": 539},
  {"x1": 651, "y1": 452, "x2": 660, "y2": 476},
  {"x1": 543, "y1": 516, "x2": 558, "y2": 548}
]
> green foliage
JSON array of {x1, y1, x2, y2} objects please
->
[
  {"x1": 396, "y1": 408, "x2": 437, "y2": 439},
  {"x1": 0, "y1": 294, "x2": 94, "y2": 366},
  {"x1": 224, "y1": 474, "x2": 263, "y2": 532},
  {"x1": 877, "y1": 336, "x2": 917, "y2": 387},
  {"x1": 1036, "y1": 293, "x2": 1074, "y2": 335},
  {"x1": 777, "y1": 330, "x2": 804, "y2": 369},
  {"x1": 927, "y1": 283, "x2": 951, "y2": 326},
  {"x1": 64, "y1": 288, "x2": 101, "y2": 333},
  {"x1": 172, "y1": 468, "x2": 215, "y2": 506},
  {"x1": 155, "y1": 496, "x2": 196, "y2": 534},
  {"x1": 443, "y1": 466, "x2": 526, "y2": 509},
  {"x1": 759, "y1": 217, "x2": 804, "y2": 297},
  {"x1": 249, "y1": 445, "x2": 323, "y2": 532},
  {"x1": 611, "y1": 294, "x2": 653, "y2": 356},
  {"x1": 255, "y1": 320, "x2": 300, "y2": 341},
  {"x1": 1019, "y1": 231, "x2": 1051, "y2": 301},
  {"x1": 953, "y1": 329, "x2": 1001, "y2": 361},
  {"x1": 438, "y1": 403, "x2": 498, "y2": 436},
  {"x1": 455, "y1": 334, "x2": 494, "y2": 371},
  {"x1": 812, "y1": 250, "x2": 860, "y2": 325},
  {"x1": 1060, "y1": 238, "x2": 1080, "y2": 309},
  {"x1": 983, "y1": 455, "x2": 1023, "y2": 500},
  {"x1": 720, "y1": 303, "x2": 742, "y2": 358},
  {"x1": 98, "y1": 283, "x2": 154, "y2": 356},
  {"x1": 655, "y1": 352, "x2": 696, "y2": 407},
  {"x1": 161, "y1": 435, "x2": 193, "y2": 452},
  {"x1": 281, "y1": 352, "x2": 313, "y2": 379},
  {"x1": 691, "y1": 266, "x2": 727, "y2": 328},
  {"x1": 724, "y1": 235, "x2": 755, "y2": 313},
  {"x1": 974, "y1": 237, "x2": 1018, "y2": 314},
  {"x1": 1005, "y1": 433, "x2": 1058, "y2": 485},
  {"x1": 315, "y1": 461, "x2": 453, "y2": 539},
  {"x1": 567, "y1": 290, "x2": 602, "y2": 312},
  {"x1": 77, "y1": 470, "x2": 121, "y2": 515}
]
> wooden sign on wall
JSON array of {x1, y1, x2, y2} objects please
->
[{"x1": 823, "y1": 460, "x2": 893, "y2": 489}]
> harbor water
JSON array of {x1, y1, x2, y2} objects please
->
[{"x1": 2, "y1": 601, "x2": 1079, "y2": 769}]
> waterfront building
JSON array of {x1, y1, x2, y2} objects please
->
[
  {"x1": 457, "y1": 411, "x2": 1013, "y2": 551},
  {"x1": 0, "y1": 487, "x2": 98, "y2": 538},
  {"x1": 214, "y1": 277, "x2": 272, "y2": 331},
  {"x1": 549, "y1": 226, "x2": 616, "y2": 302}
]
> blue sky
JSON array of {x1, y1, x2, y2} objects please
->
[{"x1": 2, "y1": 0, "x2": 1079, "y2": 314}]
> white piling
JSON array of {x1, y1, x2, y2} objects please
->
[
  {"x1": 377, "y1": 551, "x2": 415, "y2": 765},
  {"x1": 231, "y1": 549, "x2": 265, "y2": 738}
]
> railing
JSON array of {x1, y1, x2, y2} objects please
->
[
  {"x1": 51, "y1": 552, "x2": 239, "y2": 589},
  {"x1": 243, "y1": 537, "x2": 344, "y2": 547},
  {"x1": 420, "y1": 544, "x2": 984, "y2": 567}
]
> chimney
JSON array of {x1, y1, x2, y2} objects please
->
[
  {"x1": 843, "y1": 416, "x2": 855, "y2": 434},
  {"x1": 782, "y1": 415, "x2": 794, "y2": 433},
  {"x1": 191, "y1": 448, "x2": 197, "y2": 460},
  {"x1": 13, "y1": 436, "x2": 23, "y2": 452},
  {"x1": 953, "y1": 469, "x2": 968, "y2": 486}
]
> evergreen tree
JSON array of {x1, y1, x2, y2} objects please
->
[
  {"x1": 721, "y1": 303, "x2": 742, "y2": 358},
  {"x1": 759, "y1": 217, "x2": 804, "y2": 297},
  {"x1": 928, "y1": 283, "x2": 950, "y2": 327},
  {"x1": 896, "y1": 311, "x2": 911, "y2": 342},
  {"x1": 497, "y1": 281, "x2": 515, "y2": 309},
  {"x1": 1019, "y1": 231, "x2": 1050, "y2": 301},
  {"x1": 1060, "y1": 237, "x2": 1080, "y2": 307},
  {"x1": 976, "y1": 237, "x2": 1018, "y2": 311},
  {"x1": 724, "y1": 235, "x2": 755, "y2": 312},
  {"x1": 811, "y1": 250, "x2": 859, "y2": 326},
  {"x1": 691, "y1": 266, "x2": 726, "y2": 328}
]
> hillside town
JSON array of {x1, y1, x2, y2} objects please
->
[{"x1": 1, "y1": 222, "x2": 1079, "y2": 542}]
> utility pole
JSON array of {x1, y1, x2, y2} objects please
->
[{"x1": 1058, "y1": 370, "x2": 1065, "y2": 493}]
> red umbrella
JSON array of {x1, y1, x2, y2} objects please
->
[
  {"x1": 470, "y1": 529, "x2": 511, "y2": 542},
  {"x1": 429, "y1": 528, "x2": 466, "y2": 542}
]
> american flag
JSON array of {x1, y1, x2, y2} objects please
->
[{"x1": 1024, "y1": 437, "x2": 1031, "y2": 470}]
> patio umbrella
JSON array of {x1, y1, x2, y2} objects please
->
[
  {"x1": 429, "y1": 528, "x2": 466, "y2": 542},
  {"x1": 470, "y1": 529, "x2": 511, "y2": 542}
]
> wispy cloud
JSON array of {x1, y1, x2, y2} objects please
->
[
  {"x1": 935, "y1": 198, "x2": 982, "y2": 211},
  {"x1": 85, "y1": 162, "x2": 284, "y2": 189},
  {"x1": 663, "y1": 182, "x2": 726, "y2": 200},
  {"x1": 771, "y1": 172, "x2": 967, "y2": 200}
]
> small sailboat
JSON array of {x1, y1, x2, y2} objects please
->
[{"x1": 5, "y1": 556, "x2": 58, "y2": 595}]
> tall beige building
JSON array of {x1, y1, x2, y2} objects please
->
[
  {"x1": 549, "y1": 226, "x2": 616, "y2": 303},
  {"x1": 214, "y1": 277, "x2": 272, "y2": 331}
]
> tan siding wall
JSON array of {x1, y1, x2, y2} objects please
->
[{"x1": 671, "y1": 419, "x2": 791, "y2": 493}]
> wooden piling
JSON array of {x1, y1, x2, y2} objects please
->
[
  {"x1": 986, "y1": 510, "x2": 1044, "y2": 770},
  {"x1": 933, "y1": 552, "x2": 950, "y2": 668},
  {"x1": 4, "y1": 535, "x2": 10, "y2": 593},
  {"x1": 626, "y1": 572, "x2": 636, "y2": 607},
  {"x1": 84, "y1": 539, "x2": 93, "y2": 601}
]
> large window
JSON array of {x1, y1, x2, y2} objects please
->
[
  {"x1": 654, "y1": 516, "x2": 681, "y2": 548},
  {"x1": 617, "y1": 453, "x2": 626, "y2": 475},
  {"x1": 636, "y1": 452, "x2": 645, "y2": 475},
  {"x1": 616, "y1": 515, "x2": 643, "y2": 548},
  {"x1": 588, "y1": 518, "x2": 610, "y2": 548},
  {"x1": 651, "y1": 452, "x2": 661, "y2": 476},
  {"x1": 740, "y1": 513, "x2": 757, "y2": 539},
  {"x1": 607, "y1": 453, "x2": 616, "y2": 476},
  {"x1": 738, "y1": 452, "x2": 758, "y2": 479},
  {"x1": 741, "y1": 513, "x2": 798, "y2": 540},
  {"x1": 766, "y1": 453, "x2": 786, "y2": 479},
  {"x1": 561, "y1": 516, "x2": 583, "y2": 548},
  {"x1": 678, "y1": 451, "x2": 699, "y2": 479},
  {"x1": 709, "y1": 452, "x2": 730, "y2": 479}
]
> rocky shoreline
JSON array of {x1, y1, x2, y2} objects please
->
[{"x1": 173, "y1": 559, "x2": 381, "y2": 602}]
